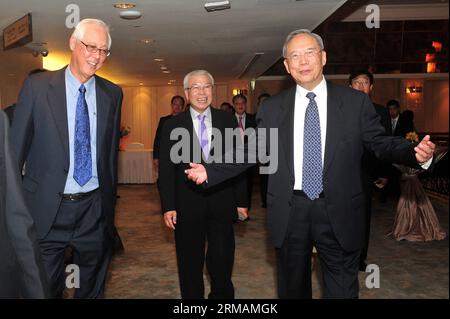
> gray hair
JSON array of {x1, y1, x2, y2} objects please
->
[
  {"x1": 183, "y1": 70, "x2": 215, "y2": 89},
  {"x1": 282, "y1": 29, "x2": 324, "y2": 58},
  {"x1": 72, "y1": 18, "x2": 112, "y2": 49}
]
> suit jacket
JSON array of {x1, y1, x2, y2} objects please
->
[
  {"x1": 393, "y1": 113, "x2": 415, "y2": 138},
  {"x1": 153, "y1": 114, "x2": 173, "y2": 160},
  {"x1": 361, "y1": 102, "x2": 391, "y2": 179},
  {"x1": 0, "y1": 110, "x2": 49, "y2": 298},
  {"x1": 244, "y1": 113, "x2": 257, "y2": 130},
  {"x1": 10, "y1": 67, "x2": 123, "y2": 239},
  {"x1": 206, "y1": 81, "x2": 419, "y2": 251},
  {"x1": 159, "y1": 108, "x2": 248, "y2": 217}
]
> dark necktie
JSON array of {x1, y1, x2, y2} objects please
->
[
  {"x1": 73, "y1": 84, "x2": 92, "y2": 186},
  {"x1": 302, "y1": 92, "x2": 323, "y2": 199}
]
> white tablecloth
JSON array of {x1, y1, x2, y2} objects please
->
[{"x1": 118, "y1": 149, "x2": 155, "y2": 184}]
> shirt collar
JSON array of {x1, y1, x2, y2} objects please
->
[
  {"x1": 65, "y1": 65, "x2": 96, "y2": 97},
  {"x1": 236, "y1": 112, "x2": 246, "y2": 119},
  {"x1": 296, "y1": 76, "x2": 327, "y2": 99},
  {"x1": 190, "y1": 106, "x2": 211, "y2": 122}
]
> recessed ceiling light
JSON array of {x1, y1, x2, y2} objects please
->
[
  {"x1": 140, "y1": 39, "x2": 153, "y2": 44},
  {"x1": 154, "y1": 58, "x2": 164, "y2": 62},
  {"x1": 139, "y1": 82, "x2": 144, "y2": 86},
  {"x1": 160, "y1": 66, "x2": 168, "y2": 70},
  {"x1": 169, "y1": 80, "x2": 176, "y2": 83},
  {"x1": 162, "y1": 70, "x2": 171, "y2": 74},
  {"x1": 113, "y1": 2, "x2": 136, "y2": 9},
  {"x1": 120, "y1": 10, "x2": 142, "y2": 19},
  {"x1": 168, "y1": 82, "x2": 172, "y2": 85}
]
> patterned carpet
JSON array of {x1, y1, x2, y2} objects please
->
[{"x1": 104, "y1": 184, "x2": 448, "y2": 299}]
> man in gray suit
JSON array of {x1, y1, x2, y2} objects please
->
[
  {"x1": 11, "y1": 19, "x2": 122, "y2": 298},
  {"x1": 0, "y1": 110, "x2": 49, "y2": 298}
]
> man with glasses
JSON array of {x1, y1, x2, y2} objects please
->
[
  {"x1": 11, "y1": 19, "x2": 122, "y2": 298},
  {"x1": 159, "y1": 70, "x2": 248, "y2": 298},
  {"x1": 185, "y1": 29, "x2": 435, "y2": 298},
  {"x1": 349, "y1": 70, "x2": 391, "y2": 272}
]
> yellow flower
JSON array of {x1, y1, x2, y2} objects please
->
[{"x1": 405, "y1": 131, "x2": 419, "y2": 143}]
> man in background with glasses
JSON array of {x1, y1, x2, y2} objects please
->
[
  {"x1": 11, "y1": 19, "x2": 122, "y2": 298},
  {"x1": 349, "y1": 70, "x2": 391, "y2": 272}
]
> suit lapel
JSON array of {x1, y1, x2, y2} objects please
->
[
  {"x1": 47, "y1": 67, "x2": 69, "y2": 164},
  {"x1": 323, "y1": 81, "x2": 344, "y2": 175},
  {"x1": 95, "y1": 76, "x2": 112, "y2": 163},
  {"x1": 278, "y1": 87, "x2": 296, "y2": 179}
]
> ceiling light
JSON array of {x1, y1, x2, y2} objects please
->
[
  {"x1": 162, "y1": 70, "x2": 171, "y2": 74},
  {"x1": 120, "y1": 10, "x2": 142, "y2": 19},
  {"x1": 140, "y1": 39, "x2": 153, "y2": 44},
  {"x1": 204, "y1": 0, "x2": 231, "y2": 12},
  {"x1": 160, "y1": 66, "x2": 168, "y2": 70},
  {"x1": 139, "y1": 82, "x2": 144, "y2": 86},
  {"x1": 168, "y1": 82, "x2": 172, "y2": 85},
  {"x1": 113, "y1": 3, "x2": 136, "y2": 9},
  {"x1": 154, "y1": 58, "x2": 164, "y2": 62}
]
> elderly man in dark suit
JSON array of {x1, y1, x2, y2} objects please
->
[
  {"x1": 11, "y1": 19, "x2": 122, "y2": 298},
  {"x1": 185, "y1": 29, "x2": 435, "y2": 298},
  {"x1": 159, "y1": 70, "x2": 248, "y2": 299},
  {"x1": 0, "y1": 110, "x2": 49, "y2": 298}
]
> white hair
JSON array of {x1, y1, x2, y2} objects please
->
[
  {"x1": 282, "y1": 29, "x2": 324, "y2": 58},
  {"x1": 183, "y1": 70, "x2": 215, "y2": 89},
  {"x1": 72, "y1": 18, "x2": 112, "y2": 49}
]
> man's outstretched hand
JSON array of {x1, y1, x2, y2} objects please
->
[
  {"x1": 185, "y1": 163, "x2": 208, "y2": 185},
  {"x1": 415, "y1": 135, "x2": 435, "y2": 164}
]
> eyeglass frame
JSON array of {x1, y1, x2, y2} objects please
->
[
  {"x1": 79, "y1": 40, "x2": 111, "y2": 57},
  {"x1": 285, "y1": 48, "x2": 322, "y2": 61},
  {"x1": 185, "y1": 83, "x2": 214, "y2": 93}
]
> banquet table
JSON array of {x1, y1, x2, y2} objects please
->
[{"x1": 117, "y1": 149, "x2": 155, "y2": 184}]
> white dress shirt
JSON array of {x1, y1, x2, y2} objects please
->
[
  {"x1": 293, "y1": 76, "x2": 328, "y2": 190},
  {"x1": 391, "y1": 115, "x2": 399, "y2": 134}
]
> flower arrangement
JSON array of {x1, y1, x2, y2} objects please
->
[
  {"x1": 120, "y1": 125, "x2": 131, "y2": 138},
  {"x1": 405, "y1": 131, "x2": 419, "y2": 143}
]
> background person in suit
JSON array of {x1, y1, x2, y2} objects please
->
[
  {"x1": 348, "y1": 69, "x2": 392, "y2": 271},
  {"x1": 0, "y1": 110, "x2": 49, "y2": 298},
  {"x1": 185, "y1": 29, "x2": 435, "y2": 298},
  {"x1": 159, "y1": 70, "x2": 248, "y2": 299},
  {"x1": 153, "y1": 95, "x2": 185, "y2": 180},
  {"x1": 387, "y1": 99, "x2": 414, "y2": 138},
  {"x1": 232, "y1": 93, "x2": 257, "y2": 219},
  {"x1": 11, "y1": 19, "x2": 123, "y2": 298}
]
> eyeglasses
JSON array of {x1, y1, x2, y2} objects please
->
[
  {"x1": 79, "y1": 40, "x2": 110, "y2": 57},
  {"x1": 186, "y1": 83, "x2": 213, "y2": 93},
  {"x1": 286, "y1": 48, "x2": 321, "y2": 61},
  {"x1": 352, "y1": 80, "x2": 370, "y2": 86}
]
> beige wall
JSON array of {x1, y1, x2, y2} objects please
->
[{"x1": 120, "y1": 82, "x2": 246, "y2": 149}]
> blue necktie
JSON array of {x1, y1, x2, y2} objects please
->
[
  {"x1": 198, "y1": 114, "x2": 209, "y2": 160},
  {"x1": 73, "y1": 84, "x2": 92, "y2": 186},
  {"x1": 302, "y1": 92, "x2": 323, "y2": 200}
]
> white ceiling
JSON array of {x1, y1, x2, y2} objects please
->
[{"x1": 0, "y1": 0, "x2": 347, "y2": 86}]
